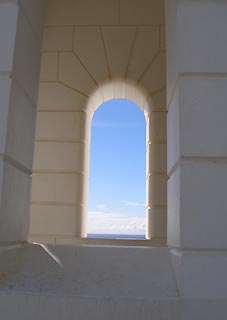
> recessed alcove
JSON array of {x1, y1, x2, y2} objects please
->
[{"x1": 29, "y1": 78, "x2": 167, "y2": 245}]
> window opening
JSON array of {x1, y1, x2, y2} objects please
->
[{"x1": 88, "y1": 98, "x2": 146, "y2": 239}]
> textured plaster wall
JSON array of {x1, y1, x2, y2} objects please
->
[{"x1": 29, "y1": 0, "x2": 167, "y2": 244}]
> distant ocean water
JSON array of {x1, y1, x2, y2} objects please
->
[{"x1": 87, "y1": 234, "x2": 146, "y2": 240}]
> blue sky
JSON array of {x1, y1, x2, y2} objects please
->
[{"x1": 88, "y1": 98, "x2": 146, "y2": 235}]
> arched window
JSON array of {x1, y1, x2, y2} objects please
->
[
  {"x1": 30, "y1": 80, "x2": 167, "y2": 245},
  {"x1": 88, "y1": 99, "x2": 146, "y2": 239}
]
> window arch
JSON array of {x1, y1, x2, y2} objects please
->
[
  {"x1": 84, "y1": 80, "x2": 167, "y2": 241},
  {"x1": 88, "y1": 98, "x2": 146, "y2": 238},
  {"x1": 30, "y1": 80, "x2": 167, "y2": 244}
]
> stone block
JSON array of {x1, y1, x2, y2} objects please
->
[
  {"x1": 31, "y1": 172, "x2": 83, "y2": 204},
  {"x1": 139, "y1": 52, "x2": 166, "y2": 94},
  {"x1": 147, "y1": 142, "x2": 167, "y2": 173},
  {"x1": 35, "y1": 111, "x2": 86, "y2": 141},
  {"x1": 180, "y1": 77, "x2": 227, "y2": 158},
  {"x1": 147, "y1": 174, "x2": 167, "y2": 206},
  {"x1": 0, "y1": 158, "x2": 3, "y2": 207},
  {"x1": 120, "y1": 0, "x2": 165, "y2": 25},
  {"x1": 148, "y1": 90, "x2": 167, "y2": 111},
  {"x1": 42, "y1": 26, "x2": 74, "y2": 52},
  {"x1": 29, "y1": 235, "x2": 55, "y2": 244},
  {"x1": 167, "y1": 84, "x2": 180, "y2": 173},
  {"x1": 0, "y1": 2, "x2": 18, "y2": 72},
  {"x1": 168, "y1": 161, "x2": 227, "y2": 248},
  {"x1": 101, "y1": 27, "x2": 136, "y2": 78},
  {"x1": 171, "y1": 249, "x2": 227, "y2": 299},
  {"x1": 0, "y1": 161, "x2": 31, "y2": 242},
  {"x1": 168, "y1": 77, "x2": 227, "y2": 173},
  {"x1": 124, "y1": 82, "x2": 146, "y2": 110},
  {"x1": 30, "y1": 204, "x2": 83, "y2": 236},
  {"x1": 40, "y1": 53, "x2": 58, "y2": 81},
  {"x1": 0, "y1": 78, "x2": 11, "y2": 154},
  {"x1": 45, "y1": 0, "x2": 118, "y2": 26},
  {"x1": 89, "y1": 89, "x2": 104, "y2": 111},
  {"x1": 37, "y1": 82, "x2": 88, "y2": 110},
  {"x1": 99, "y1": 83, "x2": 114, "y2": 102},
  {"x1": 167, "y1": 165, "x2": 181, "y2": 247},
  {"x1": 13, "y1": 6, "x2": 41, "y2": 102},
  {"x1": 127, "y1": 27, "x2": 159, "y2": 80},
  {"x1": 147, "y1": 207, "x2": 167, "y2": 238},
  {"x1": 166, "y1": 0, "x2": 227, "y2": 104},
  {"x1": 33, "y1": 141, "x2": 84, "y2": 172},
  {"x1": 178, "y1": 0, "x2": 227, "y2": 73},
  {"x1": 6, "y1": 81, "x2": 36, "y2": 170},
  {"x1": 160, "y1": 26, "x2": 166, "y2": 51},
  {"x1": 165, "y1": 0, "x2": 178, "y2": 105},
  {"x1": 147, "y1": 111, "x2": 167, "y2": 141},
  {"x1": 74, "y1": 27, "x2": 109, "y2": 84},
  {"x1": 59, "y1": 52, "x2": 97, "y2": 95},
  {"x1": 182, "y1": 300, "x2": 227, "y2": 320},
  {"x1": 20, "y1": 0, "x2": 45, "y2": 38},
  {"x1": 112, "y1": 81, "x2": 125, "y2": 99}
]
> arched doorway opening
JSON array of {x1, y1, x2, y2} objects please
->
[{"x1": 88, "y1": 98, "x2": 146, "y2": 239}]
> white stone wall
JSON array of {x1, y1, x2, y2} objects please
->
[
  {"x1": 166, "y1": 0, "x2": 227, "y2": 301},
  {"x1": 1, "y1": 1, "x2": 227, "y2": 319},
  {"x1": 29, "y1": 0, "x2": 167, "y2": 244},
  {"x1": 166, "y1": 0, "x2": 227, "y2": 249},
  {"x1": 0, "y1": 0, "x2": 44, "y2": 242}
]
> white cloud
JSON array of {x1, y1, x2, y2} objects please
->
[
  {"x1": 122, "y1": 200, "x2": 146, "y2": 207},
  {"x1": 95, "y1": 203, "x2": 107, "y2": 210},
  {"x1": 88, "y1": 211, "x2": 145, "y2": 235}
]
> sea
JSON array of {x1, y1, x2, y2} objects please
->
[{"x1": 87, "y1": 234, "x2": 146, "y2": 240}]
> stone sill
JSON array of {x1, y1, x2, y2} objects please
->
[{"x1": 29, "y1": 236, "x2": 167, "y2": 247}]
